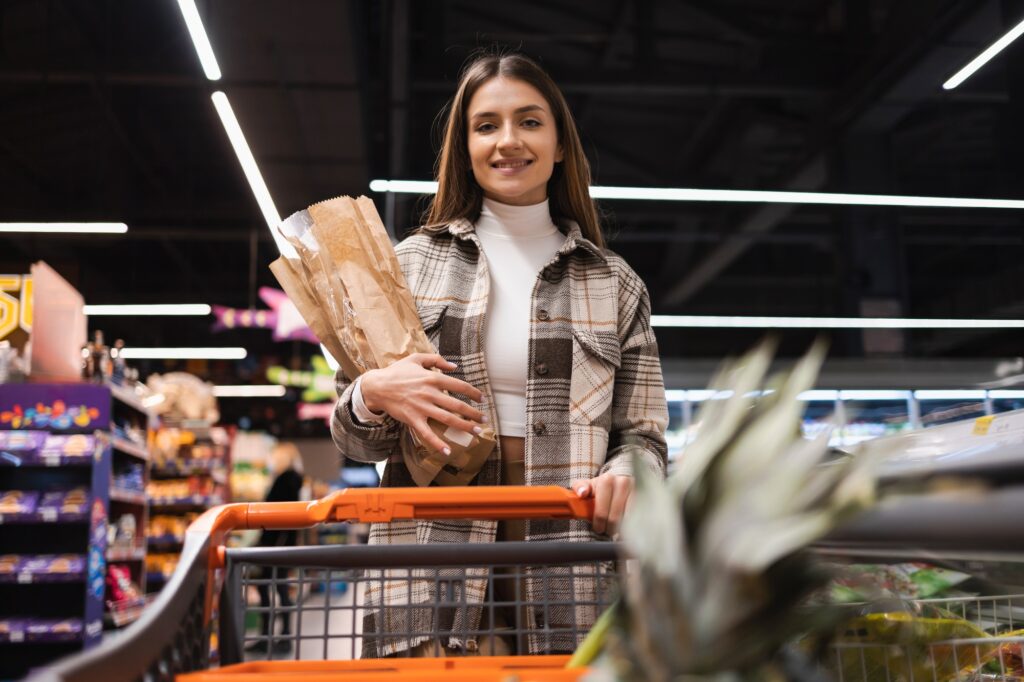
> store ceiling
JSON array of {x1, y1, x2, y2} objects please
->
[{"x1": 2, "y1": 0, "x2": 1023, "y2": 378}]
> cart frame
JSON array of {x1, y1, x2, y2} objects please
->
[{"x1": 32, "y1": 486, "x2": 602, "y2": 682}]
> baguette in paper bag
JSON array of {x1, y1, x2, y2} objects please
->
[{"x1": 270, "y1": 196, "x2": 495, "y2": 486}]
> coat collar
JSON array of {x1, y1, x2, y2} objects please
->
[{"x1": 422, "y1": 216, "x2": 608, "y2": 264}]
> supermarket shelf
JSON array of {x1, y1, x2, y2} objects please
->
[
  {"x1": 146, "y1": 535, "x2": 183, "y2": 549},
  {"x1": 107, "y1": 382, "x2": 154, "y2": 417},
  {"x1": 0, "y1": 620, "x2": 84, "y2": 644},
  {"x1": 149, "y1": 496, "x2": 223, "y2": 510},
  {"x1": 0, "y1": 510, "x2": 88, "y2": 525},
  {"x1": 0, "y1": 453, "x2": 92, "y2": 468},
  {"x1": 0, "y1": 571, "x2": 85, "y2": 585},
  {"x1": 145, "y1": 573, "x2": 168, "y2": 586},
  {"x1": 151, "y1": 460, "x2": 226, "y2": 478},
  {"x1": 110, "y1": 437, "x2": 149, "y2": 463},
  {"x1": 108, "y1": 488, "x2": 147, "y2": 506},
  {"x1": 106, "y1": 547, "x2": 146, "y2": 562}
]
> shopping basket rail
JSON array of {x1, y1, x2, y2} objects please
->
[{"x1": 31, "y1": 486, "x2": 597, "y2": 682}]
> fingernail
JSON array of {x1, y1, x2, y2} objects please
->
[
  {"x1": 576, "y1": 486, "x2": 587, "y2": 496},
  {"x1": 443, "y1": 447, "x2": 451, "y2": 456},
  {"x1": 473, "y1": 426, "x2": 483, "y2": 435},
  {"x1": 480, "y1": 414, "x2": 489, "y2": 423}
]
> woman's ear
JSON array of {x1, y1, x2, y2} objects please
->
[{"x1": 555, "y1": 143, "x2": 564, "y2": 163}]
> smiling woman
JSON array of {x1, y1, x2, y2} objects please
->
[{"x1": 330, "y1": 50, "x2": 668, "y2": 659}]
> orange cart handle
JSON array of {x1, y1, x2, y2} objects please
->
[
  {"x1": 190, "y1": 485, "x2": 595, "y2": 541},
  {"x1": 248, "y1": 485, "x2": 595, "y2": 527}
]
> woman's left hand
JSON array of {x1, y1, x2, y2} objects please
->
[{"x1": 571, "y1": 474, "x2": 634, "y2": 537}]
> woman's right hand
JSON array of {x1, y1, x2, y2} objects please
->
[{"x1": 359, "y1": 353, "x2": 487, "y2": 455}]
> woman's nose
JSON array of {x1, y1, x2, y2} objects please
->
[{"x1": 497, "y1": 123, "x2": 522, "y2": 150}]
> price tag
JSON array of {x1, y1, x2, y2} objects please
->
[
  {"x1": 43, "y1": 454, "x2": 60, "y2": 467},
  {"x1": 10, "y1": 631, "x2": 23, "y2": 643},
  {"x1": 17, "y1": 572, "x2": 32, "y2": 584},
  {"x1": 41, "y1": 509, "x2": 57, "y2": 522}
]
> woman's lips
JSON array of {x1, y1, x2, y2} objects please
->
[{"x1": 490, "y1": 159, "x2": 533, "y2": 175}]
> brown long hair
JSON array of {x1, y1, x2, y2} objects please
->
[{"x1": 421, "y1": 52, "x2": 605, "y2": 249}]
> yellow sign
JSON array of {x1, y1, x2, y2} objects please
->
[{"x1": 0, "y1": 275, "x2": 32, "y2": 347}]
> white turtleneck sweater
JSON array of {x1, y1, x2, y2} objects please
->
[{"x1": 352, "y1": 197, "x2": 567, "y2": 437}]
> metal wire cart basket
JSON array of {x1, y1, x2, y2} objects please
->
[{"x1": 31, "y1": 482, "x2": 1024, "y2": 682}]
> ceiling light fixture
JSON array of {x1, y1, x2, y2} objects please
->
[
  {"x1": 119, "y1": 347, "x2": 247, "y2": 360},
  {"x1": 369, "y1": 179, "x2": 1024, "y2": 210},
  {"x1": 212, "y1": 385, "x2": 286, "y2": 398},
  {"x1": 943, "y1": 16, "x2": 1024, "y2": 90},
  {"x1": 913, "y1": 390, "x2": 987, "y2": 401},
  {"x1": 174, "y1": 0, "x2": 222, "y2": 80},
  {"x1": 83, "y1": 304, "x2": 212, "y2": 316},
  {"x1": 0, "y1": 223, "x2": 128, "y2": 234},
  {"x1": 211, "y1": 92, "x2": 293, "y2": 257},
  {"x1": 650, "y1": 315, "x2": 1024, "y2": 329}
]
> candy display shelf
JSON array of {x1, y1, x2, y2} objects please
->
[{"x1": 0, "y1": 383, "x2": 154, "y2": 680}]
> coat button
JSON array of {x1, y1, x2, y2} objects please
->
[
  {"x1": 533, "y1": 421, "x2": 546, "y2": 436},
  {"x1": 534, "y1": 362, "x2": 548, "y2": 376},
  {"x1": 536, "y1": 309, "x2": 550, "y2": 321}
]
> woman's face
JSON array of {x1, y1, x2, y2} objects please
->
[{"x1": 466, "y1": 77, "x2": 563, "y2": 206}]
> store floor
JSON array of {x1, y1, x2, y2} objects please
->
[{"x1": 244, "y1": 583, "x2": 364, "y2": 662}]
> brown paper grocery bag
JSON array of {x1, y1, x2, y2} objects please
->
[{"x1": 271, "y1": 195, "x2": 496, "y2": 486}]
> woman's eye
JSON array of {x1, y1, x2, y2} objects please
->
[
  {"x1": 522, "y1": 119, "x2": 541, "y2": 128},
  {"x1": 475, "y1": 123, "x2": 496, "y2": 133}
]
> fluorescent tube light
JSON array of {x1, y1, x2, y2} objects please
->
[
  {"x1": 119, "y1": 347, "x2": 247, "y2": 360},
  {"x1": 210, "y1": 92, "x2": 294, "y2": 257},
  {"x1": 799, "y1": 390, "x2": 840, "y2": 401},
  {"x1": 213, "y1": 385, "x2": 286, "y2": 398},
  {"x1": 913, "y1": 390, "x2": 987, "y2": 401},
  {"x1": 175, "y1": 0, "x2": 222, "y2": 80},
  {"x1": 0, "y1": 223, "x2": 128, "y2": 234},
  {"x1": 83, "y1": 304, "x2": 212, "y2": 316},
  {"x1": 838, "y1": 390, "x2": 911, "y2": 401},
  {"x1": 650, "y1": 316, "x2": 1024, "y2": 329},
  {"x1": 369, "y1": 178, "x2": 1024, "y2": 210},
  {"x1": 664, "y1": 390, "x2": 687, "y2": 402},
  {"x1": 989, "y1": 390, "x2": 1024, "y2": 399},
  {"x1": 943, "y1": 17, "x2": 1024, "y2": 90}
]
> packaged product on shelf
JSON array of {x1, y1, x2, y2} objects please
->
[
  {"x1": 0, "y1": 554, "x2": 18, "y2": 574},
  {"x1": 20, "y1": 554, "x2": 85, "y2": 576},
  {"x1": 0, "y1": 618, "x2": 26, "y2": 642},
  {"x1": 26, "y1": 618, "x2": 83, "y2": 642},
  {"x1": 0, "y1": 490, "x2": 39, "y2": 514},
  {"x1": 113, "y1": 462, "x2": 145, "y2": 492},
  {"x1": 106, "y1": 564, "x2": 141, "y2": 603},
  {"x1": 41, "y1": 434, "x2": 94, "y2": 460},
  {"x1": 36, "y1": 489, "x2": 89, "y2": 517}
]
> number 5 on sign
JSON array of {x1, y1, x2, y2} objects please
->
[{"x1": 0, "y1": 275, "x2": 32, "y2": 341}]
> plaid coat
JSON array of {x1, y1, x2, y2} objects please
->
[{"x1": 331, "y1": 216, "x2": 669, "y2": 656}]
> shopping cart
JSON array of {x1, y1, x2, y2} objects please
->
[
  {"x1": 34, "y1": 486, "x2": 615, "y2": 682},
  {"x1": 828, "y1": 593, "x2": 1024, "y2": 682}
]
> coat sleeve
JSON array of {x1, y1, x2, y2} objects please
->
[
  {"x1": 330, "y1": 369, "x2": 404, "y2": 463},
  {"x1": 599, "y1": 277, "x2": 669, "y2": 479}
]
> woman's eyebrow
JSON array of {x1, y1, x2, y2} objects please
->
[{"x1": 471, "y1": 104, "x2": 546, "y2": 119}]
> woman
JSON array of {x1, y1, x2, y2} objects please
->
[
  {"x1": 331, "y1": 51, "x2": 668, "y2": 657},
  {"x1": 248, "y1": 442, "x2": 304, "y2": 655}
]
